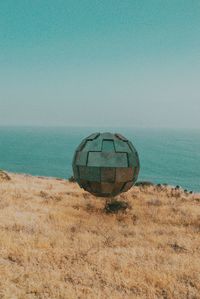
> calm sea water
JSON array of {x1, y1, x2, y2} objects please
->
[{"x1": 0, "y1": 127, "x2": 199, "y2": 192}]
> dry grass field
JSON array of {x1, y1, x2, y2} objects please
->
[{"x1": 0, "y1": 171, "x2": 200, "y2": 299}]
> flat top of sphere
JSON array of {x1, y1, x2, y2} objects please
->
[{"x1": 86, "y1": 132, "x2": 128, "y2": 141}]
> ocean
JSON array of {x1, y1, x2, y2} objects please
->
[{"x1": 0, "y1": 127, "x2": 199, "y2": 192}]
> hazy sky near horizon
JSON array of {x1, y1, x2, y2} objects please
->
[{"x1": 0, "y1": 0, "x2": 200, "y2": 128}]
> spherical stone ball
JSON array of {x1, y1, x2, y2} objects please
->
[{"x1": 72, "y1": 132, "x2": 140, "y2": 197}]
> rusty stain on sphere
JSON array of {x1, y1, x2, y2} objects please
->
[{"x1": 72, "y1": 132, "x2": 140, "y2": 197}]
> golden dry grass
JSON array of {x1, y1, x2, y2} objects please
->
[{"x1": 0, "y1": 172, "x2": 200, "y2": 299}]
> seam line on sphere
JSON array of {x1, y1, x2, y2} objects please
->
[
  {"x1": 120, "y1": 182, "x2": 127, "y2": 192},
  {"x1": 72, "y1": 151, "x2": 78, "y2": 165},
  {"x1": 93, "y1": 132, "x2": 100, "y2": 140},
  {"x1": 80, "y1": 140, "x2": 87, "y2": 151},
  {"x1": 87, "y1": 132, "x2": 100, "y2": 140},
  {"x1": 127, "y1": 142, "x2": 134, "y2": 153},
  {"x1": 115, "y1": 133, "x2": 127, "y2": 141},
  {"x1": 113, "y1": 140, "x2": 116, "y2": 152},
  {"x1": 86, "y1": 151, "x2": 90, "y2": 166},
  {"x1": 101, "y1": 139, "x2": 103, "y2": 151},
  {"x1": 86, "y1": 150, "x2": 102, "y2": 152},
  {"x1": 77, "y1": 165, "x2": 80, "y2": 179},
  {"x1": 126, "y1": 152, "x2": 130, "y2": 167}
]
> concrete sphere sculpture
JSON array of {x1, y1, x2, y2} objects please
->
[{"x1": 72, "y1": 132, "x2": 140, "y2": 197}]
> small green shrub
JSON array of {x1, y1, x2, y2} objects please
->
[
  {"x1": 0, "y1": 171, "x2": 11, "y2": 181},
  {"x1": 68, "y1": 176, "x2": 76, "y2": 183},
  {"x1": 135, "y1": 181, "x2": 154, "y2": 187},
  {"x1": 104, "y1": 200, "x2": 129, "y2": 214}
]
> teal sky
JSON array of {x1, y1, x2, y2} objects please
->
[{"x1": 0, "y1": 0, "x2": 200, "y2": 128}]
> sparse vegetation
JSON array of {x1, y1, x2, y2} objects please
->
[
  {"x1": 0, "y1": 170, "x2": 11, "y2": 182},
  {"x1": 68, "y1": 175, "x2": 76, "y2": 182},
  {"x1": 135, "y1": 181, "x2": 154, "y2": 187},
  {"x1": 0, "y1": 173, "x2": 199, "y2": 299},
  {"x1": 104, "y1": 199, "x2": 129, "y2": 213}
]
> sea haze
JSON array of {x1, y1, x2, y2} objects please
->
[{"x1": 0, "y1": 127, "x2": 199, "y2": 192}]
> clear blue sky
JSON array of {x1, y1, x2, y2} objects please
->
[{"x1": 0, "y1": 0, "x2": 199, "y2": 128}]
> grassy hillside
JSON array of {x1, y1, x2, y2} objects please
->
[{"x1": 0, "y1": 172, "x2": 199, "y2": 299}]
